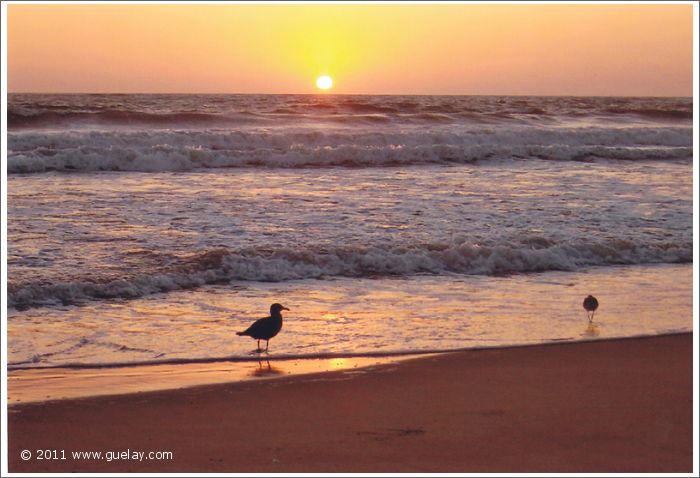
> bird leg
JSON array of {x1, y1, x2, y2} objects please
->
[
  {"x1": 256, "y1": 339, "x2": 262, "y2": 353},
  {"x1": 265, "y1": 340, "x2": 269, "y2": 352}
]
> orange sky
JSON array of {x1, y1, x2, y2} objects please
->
[{"x1": 6, "y1": 3, "x2": 694, "y2": 96}]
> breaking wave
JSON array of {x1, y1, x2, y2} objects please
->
[
  {"x1": 8, "y1": 126, "x2": 692, "y2": 173},
  {"x1": 8, "y1": 238, "x2": 691, "y2": 310}
]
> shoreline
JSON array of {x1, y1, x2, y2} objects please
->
[
  {"x1": 8, "y1": 354, "x2": 416, "y2": 405},
  {"x1": 8, "y1": 333, "x2": 694, "y2": 472},
  {"x1": 8, "y1": 331, "x2": 691, "y2": 405}
]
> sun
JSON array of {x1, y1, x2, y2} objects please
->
[{"x1": 316, "y1": 75, "x2": 333, "y2": 90}]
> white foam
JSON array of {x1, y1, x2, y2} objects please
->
[{"x1": 7, "y1": 126, "x2": 692, "y2": 173}]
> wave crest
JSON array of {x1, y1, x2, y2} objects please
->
[
  {"x1": 8, "y1": 127, "x2": 692, "y2": 173},
  {"x1": 8, "y1": 238, "x2": 691, "y2": 310}
]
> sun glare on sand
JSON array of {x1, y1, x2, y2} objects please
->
[{"x1": 316, "y1": 75, "x2": 333, "y2": 90}]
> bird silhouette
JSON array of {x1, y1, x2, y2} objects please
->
[
  {"x1": 583, "y1": 295, "x2": 599, "y2": 322},
  {"x1": 236, "y1": 303, "x2": 289, "y2": 353}
]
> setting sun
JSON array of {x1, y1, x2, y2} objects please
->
[{"x1": 316, "y1": 75, "x2": 333, "y2": 90}]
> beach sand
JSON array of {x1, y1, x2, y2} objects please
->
[{"x1": 8, "y1": 334, "x2": 693, "y2": 473}]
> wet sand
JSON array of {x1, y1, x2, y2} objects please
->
[
  {"x1": 8, "y1": 334, "x2": 694, "y2": 473},
  {"x1": 8, "y1": 355, "x2": 414, "y2": 404}
]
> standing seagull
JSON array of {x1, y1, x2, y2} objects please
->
[
  {"x1": 583, "y1": 295, "x2": 599, "y2": 322},
  {"x1": 236, "y1": 303, "x2": 289, "y2": 353}
]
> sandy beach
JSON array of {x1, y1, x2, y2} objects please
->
[{"x1": 8, "y1": 333, "x2": 693, "y2": 473}]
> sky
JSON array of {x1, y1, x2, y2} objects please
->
[{"x1": 6, "y1": 3, "x2": 695, "y2": 96}]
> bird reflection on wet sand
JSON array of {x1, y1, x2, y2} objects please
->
[
  {"x1": 583, "y1": 322, "x2": 600, "y2": 338},
  {"x1": 249, "y1": 360, "x2": 284, "y2": 377}
]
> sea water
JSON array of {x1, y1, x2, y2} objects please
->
[{"x1": 6, "y1": 94, "x2": 693, "y2": 369}]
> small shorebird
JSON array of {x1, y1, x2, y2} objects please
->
[
  {"x1": 236, "y1": 303, "x2": 289, "y2": 353},
  {"x1": 583, "y1": 295, "x2": 599, "y2": 322}
]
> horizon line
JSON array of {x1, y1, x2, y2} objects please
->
[{"x1": 7, "y1": 91, "x2": 692, "y2": 98}]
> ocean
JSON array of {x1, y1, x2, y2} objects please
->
[{"x1": 6, "y1": 94, "x2": 694, "y2": 370}]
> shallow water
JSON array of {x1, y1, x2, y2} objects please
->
[{"x1": 8, "y1": 264, "x2": 692, "y2": 368}]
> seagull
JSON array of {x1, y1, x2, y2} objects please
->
[
  {"x1": 236, "y1": 303, "x2": 289, "y2": 353},
  {"x1": 583, "y1": 295, "x2": 599, "y2": 322}
]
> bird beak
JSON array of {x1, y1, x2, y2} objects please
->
[{"x1": 283, "y1": 307, "x2": 290, "y2": 311}]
